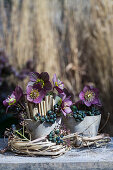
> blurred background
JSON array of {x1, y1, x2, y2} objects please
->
[{"x1": 0, "y1": 0, "x2": 113, "y2": 136}]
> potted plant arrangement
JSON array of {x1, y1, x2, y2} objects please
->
[
  {"x1": 3, "y1": 72, "x2": 72, "y2": 140},
  {"x1": 2, "y1": 74, "x2": 111, "y2": 157},
  {"x1": 3, "y1": 70, "x2": 102, "y2": 139},
  {"x1": 63, "y1": 85, "x2": 102, "y2": 137}
]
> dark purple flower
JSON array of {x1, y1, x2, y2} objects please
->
[
  {"x1": 26, "y1": 59, "x2": 34, "y2": 71},
  {"x1": 61, "y1": 93, "x2": 72, "y2": 116},
  {"x1": 26, "y1": 85, "x2": 46, "y2": 103},
  {"x1": 52, "y1": 74, "x2": 64, "y2": 93},
  {"x1": 29, "y1": 72, "x2": 52, "y2": 92},
  {"x1": 79, "y1": 85, "x2": 101, "y2": 107},
  {"x1": 16, "y1": 69, "x2": 30, "y2": 80},
  {"x1": 15, "y1": 60, "x2": 35, "y2": 81},
  {"x1": 3, "y1": 86, "x2": 23, "y2": 108}
]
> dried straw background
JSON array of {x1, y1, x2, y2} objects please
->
[{"x1": 0, "y1": 0, "x2": 113, "y2": 135}]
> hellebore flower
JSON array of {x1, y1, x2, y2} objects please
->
[
  {"x1": 29, "y1": 72, "x2": 52, "y2": 91},
  {"x1": 52, "y1": 74, "x2": 64, "y2": 93},
  {"x1": 16, "y1": 69, "x2": 30, "y2": 81},
  {"x1": 26, "y1": 85, "x2": 46, "y2": 103},
  {"x1": 79, "y1": 85, "x2": 101, "y2": 107},
  {"x1": 3, "y1": 86, "x2": 23, "y2": 109},
  {"x1": 61, "y1": 93, "x2": 72, "y2": 116}
]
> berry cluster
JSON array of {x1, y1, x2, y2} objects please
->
[
  {"x1": 71, "y1": 105, "x2": 85, "y2": 122},
  {"x1": 73, "y1": 110, "x2": 86, "y2": 122},
  {"x1": 90, "y1": 107, "x2": 101, "y2": 116},
  {"x1": 71, "y1": 105, "x2": 101, "y2": 122},
  {"x1": 47, "y1": 127, "x2": 70, "y2": 145},
  {"x1": 34, "y1": 104, "x2": 61, "y2": 124},
  {"x1": 48, "y1": 129, "x2": 63, "y2": 144}
]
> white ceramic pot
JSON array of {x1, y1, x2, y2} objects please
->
[
  {"x1": 25, "y1": 117, "x2": 61, "y2": 140},
  {"x1": 62, "y1": 114, "x2": 101, "y2": 137}
]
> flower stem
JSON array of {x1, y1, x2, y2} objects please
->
[
  {"x1": 23, "y1": 124, "x2": 24, "y2": 136},
  {"x1": 15, "y1": 130, "x2": 29, "y2": 141}
]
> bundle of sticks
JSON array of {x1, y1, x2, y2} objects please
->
[
  {"x1": 63, "y1": 133, "x2": 111, "y2": 148},
  {"x1": 24, "y1": 95, "x2": 56, "y2": 119},
  {"x1": 8, "y1": 132, "x2": 111, "y2": 157},
  {"x1": 9, "y1": 135, "x2": 68, "y2": 157}
]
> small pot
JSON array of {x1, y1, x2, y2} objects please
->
[
  {"x1": 25, "y1": 117, "x2": 61, "y2": 140},
  {"x1": 62, "y1": 114, "x2": 101, "y2": 137}
]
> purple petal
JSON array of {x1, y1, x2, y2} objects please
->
[
  {"x1": 91, "y1": 98, "x2": 99, "y2": 105},
  {"x1": 79, "y1": 91, "x2": 85, "y2": 100},
  {"x1": 97, "y1": 99, "x2": 102, "y2": 107},
  {"x1": 58, "y1": 83, "x2": 64, "y2": 90},
  {"x1": 84, "y1": 101, "x2": 91, "y2": 107},
  {"x1": 27, "y1": 81, "x2": 34, "y2": 86},
  {"x1": 89, "y1": 85, "x2": 93, "y2": 90},
  {"x1": 57, "y1": 79, "x2": 64, "y2": 88},
  {"x1": 52, "y1": 74, "x2": 57, "y2": 84},
  {"x1": 33, "y1": 90, "x2": 46, "y2": 103},
  {"x1": 64, "y1": 107, "x2": 72, "y2": 114},
  {"x1": 61, "y1": 109, "x2": 67, "y2": 116},
  {"x1": 92, "y1": 88, "x2": 99, "y2": 96},
  {"x1": 10, "y1": 93, "x2": 15, "y2": 98},
  {"x1": 33, "y1": 96, "x2": 43, "y2": 103},
  {"x1": 40, "y1": 72, "x2": 49, "y2": 82},
  {"x1": 83, "y1": 86, "x2": 90, "y2": 92},
  {"x1": 92, "y1": 98, "x2": 102, "y2": 106},
  {"x1": 44, "y1": 81, "x2": 52, "y2": 91},
  {"x1": 55, "y1": 86, "x2": 64, "y2": 93},
  {"x1": 29, "y1": 72, "x2": 39, "y2": 82},
  {"x1": 14, "y1": 86, "x2": 23, "y2": 101},
  {"x1": 64, "y1": 99, "x2": 72, "y2": 106},
  {"x1": 27, "y1": 95, "x2": 33, "y2": 102},
  {"x1": 26, "y1": 85, "x2": 32, "y2": 94},
  {"x1": 33, "y1": 83, "x2": 42, "y2": 91},
  {"x1": 64, "y1": 95, "x2": 71, "y2": 101},
  {"x1": 3, "y1": 100, "x2": 8, "y2": 106},
  {"x1": 60, "y1": 92, "x2": 66, "y2": 101}
]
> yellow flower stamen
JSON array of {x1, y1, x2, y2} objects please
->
[
  {"x1": 55, "y1": 82, "x2": 58, "y2": 86},
  {"x1": 85, "y1": 90, "x2": 95, "y2": 102},
  {"x1": 8, "y1": 97, "x2": 16, "y2": 105},
  {"x1": 36, "y1": 79, "x2": 44, "y2": 88},
  {"x1": 30, "y1": 89, "x2": 39, "y2": 99}
]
